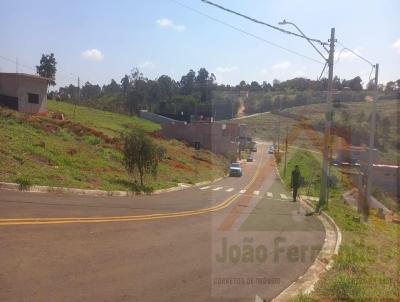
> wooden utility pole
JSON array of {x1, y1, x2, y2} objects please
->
[
  {"x1": 284, "y1": 125, "x2": 289, "y2": 177},
  {"x1": 317, "y1": 28, "x2": 336, "y2": 211}
]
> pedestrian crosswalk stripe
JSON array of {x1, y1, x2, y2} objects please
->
[
  {"x1": 213, "y1": 187, "x2": 223, "y2": 191},
  {"x1": 280, "y1": 193, "x2": 288, "y2": 199},
  {"x1": 239, "y1": 189, "x2": 246, "y2": 194},
  {"x1": 253, "y1": 191, "x2": 260, "y2": 196},
  {"x1": 226, "y1": 188, "x2": 234, "y2": 192},
  {"x1": 267, "y1": 192, "x2": 273, "y2": 198},
  {"x1": 200, "y1": 186, "x2": 210, "y2": 190}
]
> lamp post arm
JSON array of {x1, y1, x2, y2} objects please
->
[{"x1": 287, "y1": 22, "x2": 328, "y2": 61}]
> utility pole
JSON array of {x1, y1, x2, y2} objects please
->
[
  {"x1": 277, "y1": 97, "x2": 282, "y2": 152},
  {"x1": 365, "y1": 63, "x2": 379, "y2": 221},
  {"x1": 74, "y1": 77, "x2": 80, "y2": 119},
  {"x1": 317, "y1": 28, "x2": 336, "y2": 212},
  {"x1": 284, "y1": 124, "x2": 289, "y2": 177},
  {"x1": 16, "y1": 58, "x2": 18, "y2": 73}
]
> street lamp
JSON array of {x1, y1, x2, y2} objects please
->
[{"x1": 279, "y1": 20, "x2": 336, "y2": 212}]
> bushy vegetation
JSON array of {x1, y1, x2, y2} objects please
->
[{"x1": 122, "y1": 128, "x2": 166, "y2": 187}]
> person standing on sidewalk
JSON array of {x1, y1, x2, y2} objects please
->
[{"x1": 291, "y1": 165, "x2": 301, "y2": 202}]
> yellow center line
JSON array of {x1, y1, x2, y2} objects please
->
[{"x1": 0, "y1": 154, "x2": 264, "y2": 226}]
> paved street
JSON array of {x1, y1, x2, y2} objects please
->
[{"x1": 0, "y1": 144, "x2": 324, "y2": 302}]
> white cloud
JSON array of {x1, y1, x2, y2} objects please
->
[
  {"x1": 139, "y1": 61, "x2": 156, "y2": 69},
  {"x1": 156, "y1": 18, "x2": 186, "y2": 32},
  {"x1": 81, "y1": 49, "x2": 104, "y2": 61},
  {"x1": 272, "y1": 61, "x2": 291, "y2": 69},
  {"x1": 392, "y1": 39, "x2": 400, "y2": 52},
  {"x1": 215, "y1": 66, "x2": 239, "y2": 73}
]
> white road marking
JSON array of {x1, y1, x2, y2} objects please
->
[
  {"x1": 200, "y1": 186, "x2": 210, "y2": 190},
  {"x1": 212, "y1": 187, "x2": 223, "y2": 191},
  {"x1": 267, "y1": 192, "x2": 273, "y2": 198},
  {"x1": 239, "y1": 189, "x2": 246, "y2": 194},
  {"x1": 280, "y1": 193, "x2": 288, "y2": 199},
  {"x1": 253, "y1": 191, "x2": 260, "y2": 196},
  {"x1": 226, "y1": 188, "x2": 234, "y2": 192}
]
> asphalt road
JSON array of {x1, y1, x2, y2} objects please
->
[{"x1": 0, "y1": 143, "x2": 324, "y2": 302}]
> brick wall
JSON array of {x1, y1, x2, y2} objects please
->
[{"x1": 161, "y1": 121, "x2": 242, "y2": 157}]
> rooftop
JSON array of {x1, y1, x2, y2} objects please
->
[{"x1": 0, "y1": 72, "x2": 51, "y2": 82}]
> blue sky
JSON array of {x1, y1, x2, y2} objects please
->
[{"x1": 0, "y1": 0, "x2": 399, "y2": 88}]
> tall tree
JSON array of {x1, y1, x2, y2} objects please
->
[
  {"x1": 196, "y1": 68, "x2": 214, "y2": 102},
  {"x1": 36, "y1": 53, "x2": 57, "y2": 86},
  {"x1": 180, "y1": 70, "x2": 196, "y2": 95},
  {"x1": 121, "y1": 75, "x2": 130, "y2": 94},
  {"x1": 250, "y1": 81, "x2": 261, "y2": 91},
  {"x1": 158, "y1": 75, "x2": 175, "y2": 101}
]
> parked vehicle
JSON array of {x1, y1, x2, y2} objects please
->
[
  {"x1": 251, "y1": 145, "x2": 257, "y2": 152},
  {"x1": 229, "y1": 162, "x2": 242, "y2": 177},
  {"x1": 247, "y1": 155, "x2": 254, "y2": 162}
]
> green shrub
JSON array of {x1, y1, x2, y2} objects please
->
[
  {"x1": 15, "y1": 176, "x2": 32, "y2": 191},
  {"x1": 82, "y1": 135, "x2": 101, "y2": 145}
]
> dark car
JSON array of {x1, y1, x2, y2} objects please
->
[{"x1": 247, "y1": 155, "x2": 254, "y2": 162}]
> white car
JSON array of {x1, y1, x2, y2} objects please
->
[{"x1": 229, "y1": 162, "x2": 242, "y2": 177}]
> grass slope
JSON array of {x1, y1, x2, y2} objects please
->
[
  {"x1": 0, "y1": 101, "x2": 228, "y2": 191},
  {"x1": 277, "y1": 149, "x2": 399, "y2": 301}
]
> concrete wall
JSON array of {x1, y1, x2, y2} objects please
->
[
  {"x1": 161, "y1": 121, "x2": 241, "y2": 157},
  {"x1": 17, "y1": 77, "x2": 48, "y2": 114},
  {"x1": 0, "y1": 74, "x2": 18, "y2": 97},
  {"x1": 372, "y1": 165, "x2": 399, "y2": 199},
  {"x1": 337, "y1": 147, "x2": 378, "y2": 163},
  {"x1": 139, "y1": 110, "x2": 182, "y2": 125},
  {"x1": 0, "y1": 73, "x2": 48, "y2": 114}
]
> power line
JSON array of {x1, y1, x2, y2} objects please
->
[
  {"x1": 200, "y1": 0, "x2": 328, "y2": 46},
  {"x1": 0, "y1": 54, "x2": 81, "y2": 84},
  {"x1": 337, "y1": 41, "x2": 375, "y2": 67},
  {"x1": 169, "y1": 0, "x2": 324, "y2": 64}
]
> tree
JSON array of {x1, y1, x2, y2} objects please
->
[
  {"x1": 36, "y1": 53, "x2": 57, "y2": 86},
  {"x1": 126, "y1": 68, "x2": 147, "y2": 115},
  {"x1": 385, "y1": 81, "x2": 396, "y2": 92},
  {"x1": 180, "y1": 70, "x2": 196, "y2": 95},
  {"x1": 239, "y1": 80, "x2": 247, "y2": 90},
  {"x1": 147, "y1": 80, "x2": 161, "y2": 111},
  {"x1": 121, "y1": 75, "x2": 130, "y2": 94},
  {"x1": 103, "y1": 79, "x2": 121, "y2": 95},
  {"x1": 122, "y1": 128, "x2": 166, "y2": 187},
  {"x1": 157, "y1": 75, "x2": 175, "y2": 101},
  {"x1": 195, "y1": 68, "x2": 215, "y2": 102},
  {"x1": 81, "y1": 82, "x2": 101, "y2": 99},
  {"x1": 250, "y1": 81, "x2": 261, "y2": 91},
  {"x1": 348, "y1": 76, "x2": 363, "y2": 91}
]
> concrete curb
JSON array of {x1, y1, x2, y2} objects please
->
[
  {"x1": 267, "y1": 156, "x2": 342, "y2": 301},
  {"x1": 0, "y1": 175, "x2": 227, "y2": 197}
]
